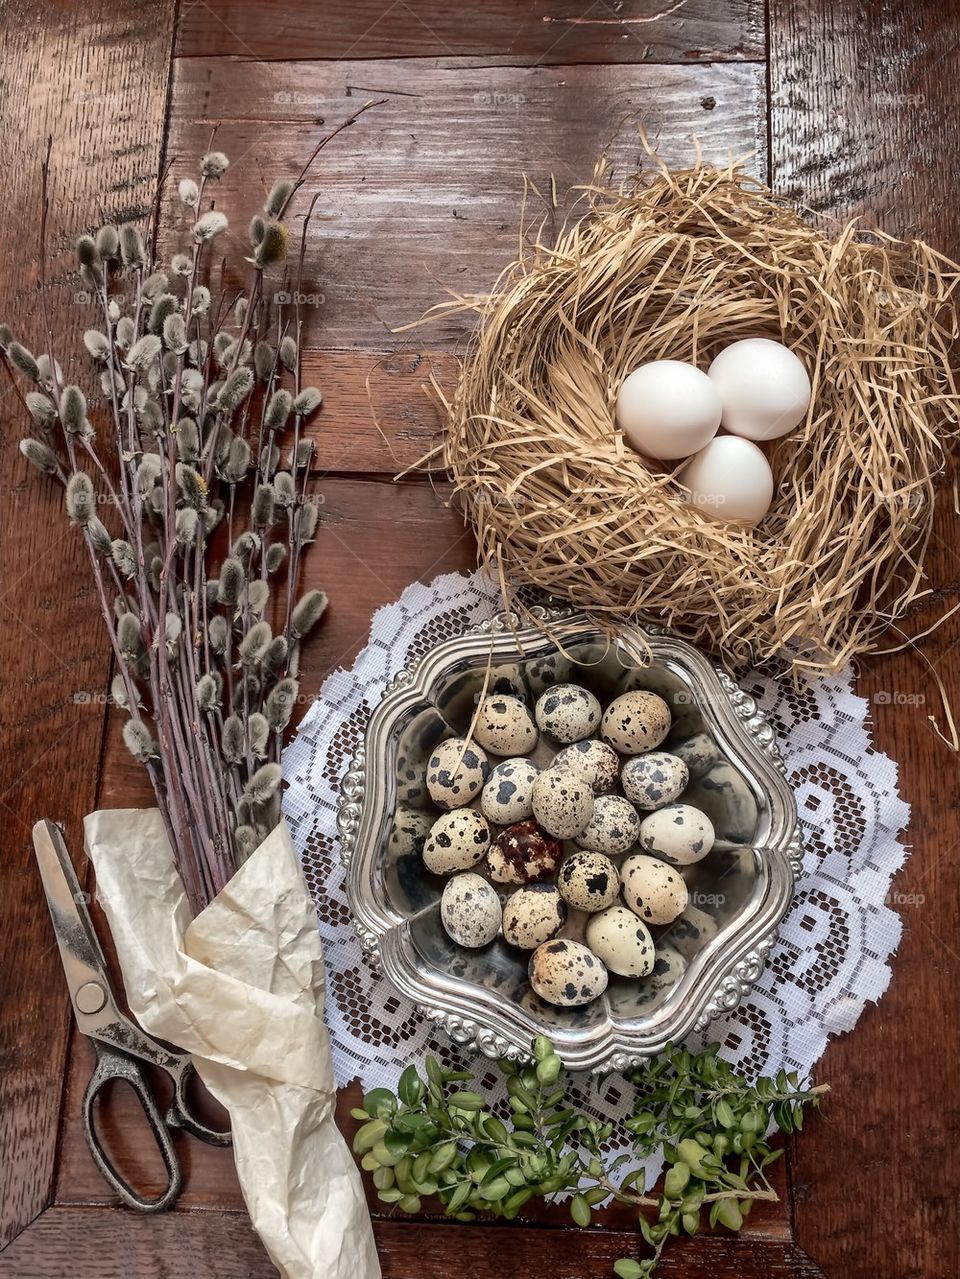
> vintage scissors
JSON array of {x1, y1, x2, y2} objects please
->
[{"x1": 32, "y1": 818, "x2": 231, "y2": 1212}]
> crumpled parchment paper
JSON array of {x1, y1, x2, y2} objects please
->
[{"x1": 85, "y1": 807, "x2": 381, "y2": 1279}]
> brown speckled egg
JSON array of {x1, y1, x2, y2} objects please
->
[
  {"x1": 473, "y1": 694, "x2": 538, "y2": 756},
  {"x1": 620, "y1": 854, "x2": 688, "y2": 925},
  {"x1": 551, "y1": 738, "x2": 621, "y2": 794},
  {"x1": 387, "y1": 807, "x2": 434, "y2": 860},
  {"x1": 585, "y1": 905, "x2": 655, "y2": 978},
  {"x1": 529, "y1": 938, "x2": 608, "y2": 1007},
  {"x1": 488, "y1": 820, "x2": 563, "y2": 885},
  {"x1": 600, "y1": 691, "x2": 671, "y2": 755},
  {"x1": 440, "y1": 873, "x2": 501, "y2": 948},
  {"x1": 422, "y1": 809, "x2": 491, "y2": 875},
  {"x1": 531, "y1": 768, "x2": 594, "y2": 839},
  {"x1": 502, "y1": 885, "x2": 567, "y2": 949},
  {"x1": 620, "y1": 751, "x2": 689, "y2": 811},
  {"x1": 534, "y1": 683, "x2": 602, "y2": 744},
  {"x1": 575, "y1": 794, "x2": 641, "y2": 857},
  {"x1": 638, "y1": 804, "x2": 714, "y2": 866},
  {"x1": 480, "y1": 758, "x2": 540, "y2": 825},
  {"x1": 426, "y1": 738, "x2": 490, "y2": 810},
  {"x1": 557, "y1": 851, "x2": 621, "y2": 912}
]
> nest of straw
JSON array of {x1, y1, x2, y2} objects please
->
[{"x1": 443, "y1": 160, "x2": 960, "y2": 677}]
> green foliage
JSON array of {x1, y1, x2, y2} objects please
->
[{"x1": 354, "y1": 1039, "x2": 827, "y2": 1277}]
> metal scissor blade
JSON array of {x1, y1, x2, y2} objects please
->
[{"x1": 32, "y1": 818, "x2": 112, "y2": 1007}]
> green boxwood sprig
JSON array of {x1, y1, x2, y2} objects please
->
[{"x1": 352, "y1": 1036, "x2": 828, "y2": 1277}]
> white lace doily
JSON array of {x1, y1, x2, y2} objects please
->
[{"x1": 282, "y1": 570, "x2": 909, "y2": 1177}]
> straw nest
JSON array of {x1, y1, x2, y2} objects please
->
[{"x1": 441, "y1": 159, "x2": 960, "y2": 678}]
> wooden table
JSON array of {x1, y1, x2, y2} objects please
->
[{"x1": 2, "y1": 2, "x2": 959, "y2": 1275}]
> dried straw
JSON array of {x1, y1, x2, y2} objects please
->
[{"x1": 442, "y1": 157, "x2": 960, "y2": 678}]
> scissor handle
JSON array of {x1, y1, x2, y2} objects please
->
[
  {"x1": 83, "y1": 1045, "x2": 183, "y2": 1212},
  {"x1": 164, "y1": 1057, "x2": 232, "y2": 1147}
]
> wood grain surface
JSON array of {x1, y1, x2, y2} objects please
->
[
  {"x1": 0, "y1": 0, "x2": 177, "y2": 1250},
  {"x1": 2, "y1": 0, "x2": 959, "y2": 1276}
]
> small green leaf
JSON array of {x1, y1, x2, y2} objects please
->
[
  {"x1": 362, "y1": 1088, "x2": 397, "y2": 1120},
  {"x1": 398, "y1": 1065, "x2": 424, "y2": 1108},
  {"x1": 570, "y1": 1193, "x2": 591, "y2": 1227},
  {"x1": 715, "y1": 1098, "x2": 736, "y2": 1129},
  {"x1": 353, "y1": 1119, "x2": 387, "y2": 1154},
  {"x1": 715, "y1": 1198, "x2": 743, "y2": 1232},
  {"x1": 448, "y1": 1091, "x2": 486, "y2": 1111},
  {"x1": 613, "y1": 1261, "x2": 644, "y2": 1279}
]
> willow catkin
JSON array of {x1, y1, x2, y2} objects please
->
[{"x1": 442, "y1": 159, "x2": 960, "y2": 678}]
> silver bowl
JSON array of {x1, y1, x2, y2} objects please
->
[{"x1": 337, "y1": 608, "x2": 801, "y2": 1073}]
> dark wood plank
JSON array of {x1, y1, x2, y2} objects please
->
[
  {"x1": 0, "y1": 0, "x2": 177, "y2": 1249},
  {"x1": 176, "y1": 0, "x2": 764, "y2": 64},
  {"x1": 165, "y1": 57, "x2": 764, "y2": 347},
  {"x1": 0, "y1": 1206, "x2": 821, "y2": 1279},
  {"x1": 770, "y1": 4, "x2": 960, "y2": 1278}
]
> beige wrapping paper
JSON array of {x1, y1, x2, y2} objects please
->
[{"x1": 84, "y1": 807, "x2": 381, "y2": 1279}]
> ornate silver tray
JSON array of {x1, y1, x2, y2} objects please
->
[{"x1": 337, "y1": 609, "x2": 801, "y2": 1073}]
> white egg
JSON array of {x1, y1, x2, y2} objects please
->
[
  {"x1": 638, "y1": 803, "x2": 714, "y2": 866},
  {"x1": 708, "y1": 337, "x2": 811, "y2": 441},
  {"x1": 585, "y1": 906, "x2": 655, "y2": 978},
  {"x1": 440, "y1": 873, "x2": 502, "y2": 948},
  {"x1": 677, "y1": 435, "x2": 773, "y2": 524},
  {"x1": 616, "y1": 360, "x2": 722, "y2": 462}
]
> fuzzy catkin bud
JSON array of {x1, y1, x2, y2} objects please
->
[
  {"x1": 111, "y1": 539, "x2": 137, "y2": 578},
  {"x1": 292, "y1": 439, "x2": 315, "y2": 470},
  {"x1": 26, "y1": 391, "x2": 57, "y2": 425},
  {"x1": 264, "y1": 389, "x2": 292, "y2": 431},
  {"x1": 234, "y1": 825, "x2": 257, "y2": 861},
  {"x1": 176, "y1": 463, "x2": 208, "y2": 510},
  {"x1": 175, "y1": 418, "x2": 199, "y2": 462},
  {"x1": 293, "y1": 387, "x2": 322, "y2": 416},
  {"x1": 149, "y1": 293, "x2": 179, "y2": 335},
  {"x1": 123, "y1": 719, "x2": 158, "y2": 763},
  {"x1": 195, "y1": 673, "x2": 219, "y2": 712},
  {"x1": 254, "y1": 342, "x2": 275, "y2": 382},
  {"x1": 217, "y1": 556, "x2": 244, "y2": 606},
  {"x1": 96, "y1": 225, "x2": 119, "y2": 259},
  {"x1": 264, "y1": 180, "x2": 293, "y2": 219},
  {"x1": 175, "y1": 507, "x2": 199, "y2": 544},
  {"x1": 279, "y1": 335, "x2": 297, "y2": 371},
  {"x1": 231, "y1": 530, "x2": 260, "y2": 568},
  {"x1": 243, "y1": 762, "x2": 282, "y2": 806},
  {"x1": 201, "y1": 151, "x2": 230, "y2": 179},
  {"x1": 254, "y1": 221, "x2": 288, "y2": 268},
  {"x1": 83, "y1": 330, "x2": 111, "y2": 361},
  {"x1": 191, "y1": 286, "x2": 211, "y2": 316},
  {"x1": 65, "y1": 472, "x2": 96, "y2": 526},
  {"x1": 265, "y1": 542, "x2": 287, "y2": 574},
  {"x1": 178, "y1": 178, "x2": 199, "y2": 207},
  {"x1": 238, "y1": 620, "x2": 272, "y2": 666},
  {"x1": 263, "y1": 634, "x2": 288, "y2": 674},
  {"x1": 221, "y1": 713, "x2": 244, "y2": 763},
  {"x1": 194, "y1": 210, "x2": 228, "y2": 241},
  {"x1": 76, "y1": 235, "x2": 98, "y2": 268},
  {"x1": 251, "y1": 484, "x2": 275, "y2": 528},
  {"x1": 142, "y1": 272, "x2": 169, "y2": 301},
  {"x1": 290, "y1": 589, "x2": 328, "y2": 639},
  {"x1": 87, "y1": 517, "x2": 112, "y2": 555},
  {"x1": 223, "y1": 436, "x2": 251, "y2": 484},
  {"x1": 8, "y1": 342, "x2": 39, "y2": 380},
  {"x1": 126, "y1": 334, "x2": 162, "y2": 371},
  {"x1": 208, "y1": 614, "x2": 228, "y2": 654},
  {"x1": 265, "y1": 677, "x2": 298, "y2": 732},
  {"x1": 119, "y1": 223, "x2": 146, "y2": 270},
  {"x1": 163, "y1": 313, "x2": 188, "y2": 353},
  {"x1": 298, "y1": 500, "x2": 319, "y2": 542},
  {"x1": 248, "y1": 712, "x2": 270, "y2": 759},
  {"x1": 59, "y1": 386, "x2": 88, "y2": 434},
  {"x1": 273, "y1": 471, "x2": 295, "y2": 508},
  {"x1": 218, "y1": 366, "x2": 254, "y2": 415},
  {"x1": 19, "y1": 438, "x2": 58, "y2": 474},
  {"x1": 117, "y1": 612, "x2": 145, "y2": 661},
  {"x1": 244, "y1": 580, "x2": 269, "y2": 616}
]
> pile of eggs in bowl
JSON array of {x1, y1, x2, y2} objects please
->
[
  {"x1": 615, "y1": 337, "x2": 812, "y2": 524},
  {"x1": 414, "y1": 681, "x2": 720, "y2": 1009}
]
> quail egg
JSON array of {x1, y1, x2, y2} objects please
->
[
  {"x1": 387, "y1": 807, "x2": 434, "y2": 860},
  {"x1": 575, "y1": 794, "x2": 641, "y2": 857},
  {"x1": 529, "y1": 938, "x2": 608, "y2": 1007},
  {"x1": 620, "y1": 854, "x2": 688, "y2": 925},
  {"x1": 531, "y1": 768, "x2": 594, "y2": 839},
  {"x1": 672, "y1": 731, "x2": 719, "y2": 780},
  {"x1": 551, "y1": 738, "x2": 621, "y2": 794},
  {"x1": 557, "y1": 851, "x2": 621, "y2": 913},
  {"x1": 534, "y1": 683, "x2": 602, "y2": 744},
  {"x1": 422, "y1": 809, "x2": 491, "y2": 875},
  {"x1": 671, "y1": 905, "x2": 720, "y2": 957},
  {"x1": 525, "y1": 654, "x2": 573, "y2": 697},
  {"x1": 601, "y1": 690, "x2": 671, "y2": 755},
  {"x1": 488, "y1": 820, "x2": 563, "y2": 885},
  {"x1": 480, "y1": 757, "x2": 540, "y2": 825},
  {"x1": 647, "y1": 942, "x2": 688, "y2": 992},
  {"x1": 426, "y1": 737, "x2": 490, "y2": 810},
  {"x1": 440, "y1": 873, "x2": 501, "y2": 948},
  {"x1": 585, "y1": 905, "x2": 655, "y2": 978},
  {"x1": 473, "y1": 693, "x2": 538, "y2": 756},
  {"x1": 638, "y1": 804, "x2": 714, "y2": 866},
  {"x1": 620, "y1": 751, "x2": 689, "y2": 811},
  {"x1": 502, "y1": 885, "x2": 567, "y2": 950}
]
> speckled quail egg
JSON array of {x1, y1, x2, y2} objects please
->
[
  {"x1": 480, "y1": 757, "x2": 540, "y2": 825},
  {"x1": 473, "y1": 693, "x2": 538, "y2": 756},
  {"x1": 387, "y1": 807, "x2": 434, "y2": 860},
  {"x1": 621, "y1": 751, "x2": 689, "y2": 811},
  {"x1": 671, "y1": 731, "x2": 719, "y2": 780},
  {"x1": 529, "y1": 938, "x2": 608, "y2": 1007},
  {"x1": 620, "y1": 854, "x2": 688, "y2": 925},
  {"x1": 426, "y1": 737, "x2": 490, "y2": 810},
  {"x1": 557, "y1": 851, "x2": 621, "y2": 913},
  {"x1": 440, "y1": 873, "x2": 501, "y2": 948},
  {"x1": 502, "y1": 885, "x2": 567, "y2": 950},
  {"x1": 422, "y1": 809, "x2": 491, "y2": 875},
  {"x1": 487, "y1": 820, "x2": 563, "y2": 885},
  {"x1": 575, "y1": 794, "x2": 641, "y2": 857},
  {"x1": 585, "y1": 905, "x2": 655, "y2": 978},
  {"x1": 647, "y1": 942, "x2": 688, "y2": 993},
  {"x1": 600, "y1": 690, "x2": 671, "y2": 755},
  {"x1": 671, "y1": 905, "x2": 720, "y2": 957},
  {"x1": 534, "y1": 683, "x2": 602, "y2": 744},
  {"x1": 638, "y1": 803, "x2": 714, "y2": 866},
  {"x1": 551, "y1": 738, "x2": 621, "y2": 795},
  {"x1": 525, "y1": 654, "x2": 573, "y2": 698},
  {"x1": 530, "y1": 767, "x2": 594, "y2": 839}
]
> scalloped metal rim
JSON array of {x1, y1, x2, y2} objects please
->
[{"x1": 337, "y1": 608, "x2": 801, "y2": 1073}]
